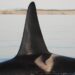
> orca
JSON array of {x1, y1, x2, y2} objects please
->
[
  {"x1": 0, "y1": 1, "x2": 75, "y2": 75},
  {"x1": 0, "y1": 1, "x2": 50, "y2": 75}
]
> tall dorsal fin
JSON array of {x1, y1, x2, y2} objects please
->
[{"x1": 17, "y1": 2, "x2": 50, "y2": 56}]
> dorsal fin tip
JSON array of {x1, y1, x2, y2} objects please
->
[{"x1": 29, "y1": 2, "x2": 35, "y2": 6}]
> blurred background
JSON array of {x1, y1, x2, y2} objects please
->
[
  {"x1": 0, "y1": 0, "x2": 75, "y2": 9},
  {"x1": 0, "y1": 0, "x2": 75, "y2": 63}
]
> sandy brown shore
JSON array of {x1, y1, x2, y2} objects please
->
[{"x1": 0, "y1": 9, "x2": 75, "y2": 15}]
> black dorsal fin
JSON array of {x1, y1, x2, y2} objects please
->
[{"x1": 17, "y1": 2, "x2": 50, "y2": 56}]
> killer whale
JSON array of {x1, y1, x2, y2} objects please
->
[
  {"x1": 0, "y1": 2, "x2": 50, "y2": 75},
  {"x1": 0, "y1": 1, "x2": 75, "y2": 75}
]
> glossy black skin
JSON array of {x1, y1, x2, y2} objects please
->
[
  {"x1": 0, "y1": 2, "x2": 50, "y2": 75},
  {"x1": 0, "y1": 2, "x2": 75, "y2": 75}
]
